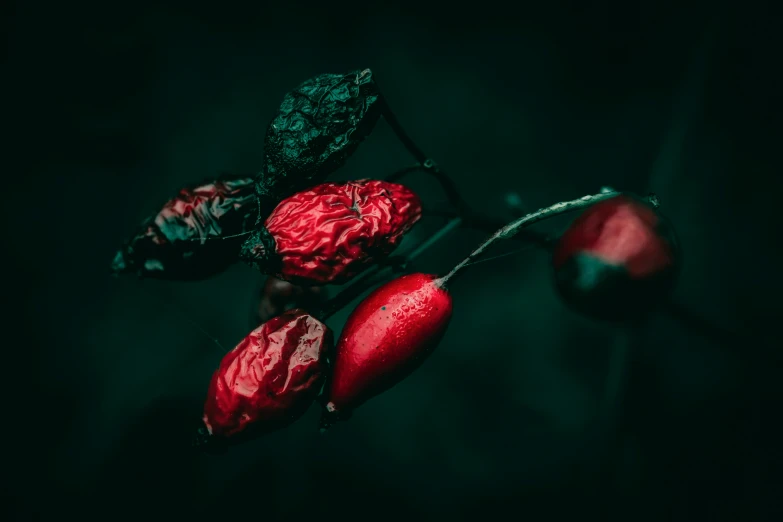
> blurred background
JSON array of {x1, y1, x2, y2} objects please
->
[{"x1": 5, "y1": 0, "x2": 781, "y2": 520}]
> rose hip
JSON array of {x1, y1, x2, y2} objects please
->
[
  {"x1": 196, "y1": 309, "x2": 332, "y2": 452},
  {"x1": 321, "y1": 273, "x2": 453, "y2": 425},
  {"x1": 240, "y1": 179, "x2": 422, "y2": 285},
  {"x1": 552, "y1": 194, "x2": 680, "y2": 321},
  {"x1": 112, "y1": 176, "x2": 257, "y2": 280}
]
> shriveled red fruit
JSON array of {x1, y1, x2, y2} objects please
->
[
  {"x1": 254, "y1": 276, "x2": 327, "y2": 326},
  {"x1": 240, "y1": 179, "x2": 422, "y2": 285},
  {"x1": 195, "y1": 309, "x2": 332, "y2": 452},
  {"x1": 552, "y1": 194, "x2": 680, "y2": 321},
  {"x1": 112, "y1": 176, "x2": 257, "y2": 280},
  {"x1": 322, "y1": 273, "x2": 453, "y2": 426}
]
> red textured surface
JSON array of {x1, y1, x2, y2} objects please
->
[
  {"x1": 552, "y1": 195, "x2": 674, "y2": 278},
  {"x1": 264, "y1": 179, "x2": 422, "y2": 285},
  {"x1": 325, "y1": 273, "x2": 453, "y2": 417},
  {"x1": 203, "y1": 309, "x2": 332, "y2": 438}
]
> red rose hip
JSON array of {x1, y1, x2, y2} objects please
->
[
  {"x1": 240, "y1": 179, "x2": 422, "y2": 285},
  {"x1": 322, "y1": 273, "x2": 453, "y2": 426},
  {"x1": 195, "y1": 309, "x2": 332, "y2": 452},
  {"x1": 552, "y1": 194, "x2": 680, "y2": 321}
]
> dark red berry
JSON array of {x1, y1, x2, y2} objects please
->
[
  {"x1": 112, "y1": 176, "x2": 256, "y2": 280},
  {"x1": 322, "y1": 273, "x2": 453, "y2": 425},
  {"x1": 197, "y1": 309, "x2": 332, "y2": 451},
  {"x1": 241, "y1": 179, "x2": 422, "y2": 285},
  {"x1": 552, "y1": 194, "x2": 680, "y2": 321}
]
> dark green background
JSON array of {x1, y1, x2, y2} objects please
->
[{"x1": 6, "y1": 1, "x2": 781, "y2": 520}]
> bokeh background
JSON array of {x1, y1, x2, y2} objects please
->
[{"x1": 6, "y1": 1, "x2": 781, "y2": 520}]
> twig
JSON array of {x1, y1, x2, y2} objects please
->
[
  {"x1": 378, "y1": 101, "x2": 490, "y2": 218},
  {"x1": 384, "y1": 162, "x2": 552, "y2": 248},
  {"x1": 439, "y1": 191, "x2": 660, "y2": 286},
  {"x1": 385, "y1": 164, "x2": 426, "y2": 182}
]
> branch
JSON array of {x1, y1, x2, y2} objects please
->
[
  {"x1": 383, "y1": 161, "x2": 552, "y2": 249},
  {"x1": 439, "y1": 191, "x2": 660, "y2": 285},
  {"x1": 318, "y1": 189, "x2": 649, "y2": 321},
  {"x1": 378, "y1": 101, "x2": 486, "y2": 217}
]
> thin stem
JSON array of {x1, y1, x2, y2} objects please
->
[
  {"x1": 404, "y1": 217, "x2": 463, "y2": 260},
  {"x1": 379, "y1": 99, "x2": 498, "y2": 229},
  {"x1": 385, "y1": 163, "x2": 553, "y2": 248},
  {"x1": 385, "y1": 164, "x2": 426, "y2": 182},
  {"x1": 379, "y1": 101, "x2": 430, "y2": 165},
  {"x1": 318, "y1": 218, "x2": 462, "y2": 321},
  {"x1": 440, "y1": 191, "x2": 660, "y2": 285}
]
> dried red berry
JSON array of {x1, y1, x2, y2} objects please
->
[
  {"x1": 240, "y1": 180, "x2": 422, "y2": 285},
  {"x1": 321, "y1": 273, "x2": 453, "y2": 425},
  {"x1": 552, "y1": 194, "x2": 680, "y2": 321},
  {"x1": 112, "y1": 176, "x2": 256, "y2": 280},
  {"x1": 196, "y1": 309, "x2": 332, "y2": 451},
  {"x1": 254, "y1": 276, "x2": 327, "y2": 326}
]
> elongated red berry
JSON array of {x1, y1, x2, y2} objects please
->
[
  {"x1": 195, "y1": 309, "x2": 332, "y2": 452},
  {"x1": 552, "y1": 194, "x2": 680, "y2": 321},
  {"x1": 322, "y1": 273, "x2": 453, "y2": 425},
  {"x1": 240, "y1": 179, "x2": 422, "y2": 285}
]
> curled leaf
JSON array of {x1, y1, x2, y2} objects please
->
[{"x1": 256, "y1": 68, "x2": 383, "y2": 204}]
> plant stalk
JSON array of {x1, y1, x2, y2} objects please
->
[{"x1": 439, "y1": 191, "x2": 660, "y2": 285}]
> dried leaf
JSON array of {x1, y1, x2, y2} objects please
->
[{"x1": 256, "y1": 68, "x2": 382, "y2": 204}]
